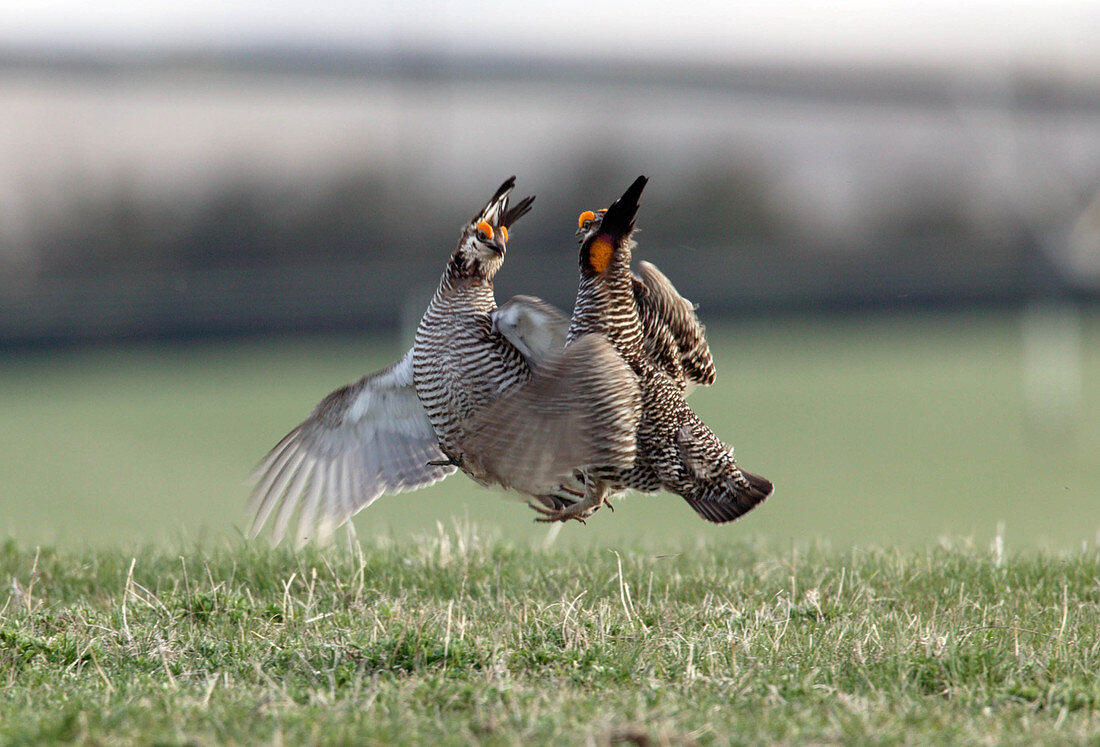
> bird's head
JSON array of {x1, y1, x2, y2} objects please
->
[
  {"x1": 578, "y1": 175, "x2": 647, "y2": 279},
  {"x1": 451, "y1": 176, "x2": 535, "y2": 280},
  {"x1": 575, "y1": 207, "x2": 607, "y2": 244}
]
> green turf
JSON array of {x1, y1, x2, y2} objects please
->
[
  {"x1": 1, "y1": 308, "x2": 1098, "y2": 550},
  {"x1": 2, "y1": 532, "x2": 1098, "y2": 743}
]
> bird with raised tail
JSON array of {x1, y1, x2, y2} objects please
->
[{"x1": 465, "y1": 176, "x2": 773, "y2": 524}]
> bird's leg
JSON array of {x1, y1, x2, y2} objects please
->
[{"x1": 585, "y1": 473, "x2": 614, "y2": 515}]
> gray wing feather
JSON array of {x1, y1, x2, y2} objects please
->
[
  {"x1": 458, "y1": 334, "x2": 641, "y2": 496},
  {"x1": 249, "y1": 349, "x2": 455, "y2": 545},
  {"x1": 491, "y1": 295, "x2": 570, "y2": 367}
]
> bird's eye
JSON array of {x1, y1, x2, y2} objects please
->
[
  {"x1": 476, "y1": 220, "x2": 494, "y2": 241},
  {"x1": 577, "y1": 210, "x2": 596, "y2": 229},
  {"x1": 499, "y1": 225, "x2": 509, "y2": 243}
]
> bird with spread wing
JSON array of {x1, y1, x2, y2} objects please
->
[{"x1": 249, "y1": 177, "x2": 639, "y2": 544}]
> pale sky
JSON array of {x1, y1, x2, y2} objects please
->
[{"x1": 2, "y1": 0, "x2": 1099, "y2": 75}]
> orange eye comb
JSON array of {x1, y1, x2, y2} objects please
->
[
  {"x1": 476, "y1": 220, "x2": 494, "y2": 241},
  {"x1": 499, "y1": 225, "x2": 509, "y2": 243},
  {"x1": 578, "y1": 210, "x2": 596, "y2": 229}
]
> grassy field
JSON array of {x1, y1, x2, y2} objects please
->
[
  {"x1": 2, "y1": 529, "x2": 1098, "y2": 743},
  {"x1": 1, "y1": 308, "x2": 1098, "y2": 550},
  {"x1": 3, "y1": 312, "x2": 1098, "y2": 743}
]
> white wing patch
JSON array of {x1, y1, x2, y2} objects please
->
[{"x1": 249, "y1": 349, "x2": 455, "y2": 546}]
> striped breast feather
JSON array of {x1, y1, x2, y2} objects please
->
[
  {"x1": 249, "y1": 348, "x2": 455, "y2": 546},
  {"x1": 633, "y1": 260, "x2": 716, "y2": 390},
  {"x1": 456, "y1": 333, "x2": 641, "y2": 497}
]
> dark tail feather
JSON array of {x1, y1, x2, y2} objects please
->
[{"x1": 681, "y1": 469, "x2": 773, "y2": 524}]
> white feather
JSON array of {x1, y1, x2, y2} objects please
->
[{"x1": 250, "y1": 348, "x2": 456, "y2": 544}]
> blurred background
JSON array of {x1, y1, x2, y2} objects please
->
[{"x1": 2, "y1": 1, "x2": 1098, "y2": 550}]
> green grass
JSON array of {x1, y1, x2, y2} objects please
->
[
  {"x1": 2, "y1": 528, "x2": 1099, "y2": 743},
  {"x1": 2, "y1": 308, "x2": 1098, "y2": 550},
  {"x1": 4, "y1": 309, "x2": 1096, "y2": 742}
]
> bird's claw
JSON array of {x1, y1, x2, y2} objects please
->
[{"x1": 527, "y1": 496, "x2": 602, "y2": 524}]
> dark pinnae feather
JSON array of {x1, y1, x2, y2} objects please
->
[
  {"x1": 503, "y1": 195, "x2": 536, "y2": 228},
  {"x1": 488, "y1": 175, "x2": 517, "y2": 208},
  {"x1": 598, "y1": 175, "x2": 648, "y2": 238},
  {"x1": 472, "y1": 176, "x2": 518, "y2": 223}
]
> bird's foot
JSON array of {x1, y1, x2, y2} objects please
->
[{"x1": 527, "y1": 495, "x2": 603, "y2": 524}]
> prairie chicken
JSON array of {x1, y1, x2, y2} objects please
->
[
  {"x1": 475, "y1": 218, "x2": 719, "y2": 522},
  {"x1": 250, "y1": 177, "x2": 638, "y2": 544},
  {"x1": 412, "y1": 180, "x2": 639, "y2": 501},
  {"x1": 469, "y1": 176, "x2": 772, "y2": 523},
  {"x1": 575, "y1": 208, "x2": 716, "y2": 395}
]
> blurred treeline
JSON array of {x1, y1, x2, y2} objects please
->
[{"x1": 2, "y1": 52, "x2": 1099, "y2": 345}]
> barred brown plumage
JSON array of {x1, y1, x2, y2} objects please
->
[
  {"x1": 418, "y1": 178, "x2": 642, "y2": 499},
  {"x1": 411, "y1": 179, "x2": 536, "y2": 465},
  {"x1": 576, "y1": 210, "x2": 717, "y2": 394},
  {"x1": 249, "y1": 176, "x2": 640, "y2": 544},
  {"x1": 415, "y1": 180, "x2": 640, "y2": 500},
  {"x1": 561, "y1": 176, "x2": 772, "y2": 522}
]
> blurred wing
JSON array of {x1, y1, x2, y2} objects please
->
[
  {"x1": 634, "y1": 260, "x2": 716, "y2": 391},
  {"x1": 459, "y1": 334, "x2": 640, "y2": 496},
  {"x1": 491, "y1": 295, "x2": 570, "y2": 367},
  {"x1": 249, "y1": 349, "x2": 455, "y2": 546}
]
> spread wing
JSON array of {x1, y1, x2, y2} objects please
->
[
  {"x1": 491, "y1": 295, "x2": 570, "y2": 367},
  {"x1": 249, "y1": 349, "x2": 454, "y2": 546},
  {"x1": 458, "y1": 334, "x2": 641, "y2": 496},
  {"x1": 633, "y1": 260, "x2": 716, "y2": 392}
]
